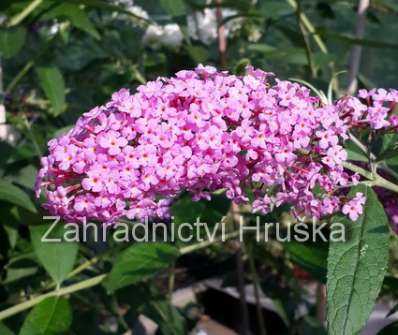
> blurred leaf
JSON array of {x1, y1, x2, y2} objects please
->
[
  {"x1": 186, "y1": 45, "x2": 208, "y2": 64},
  {"x1": 372, "y1": 134, "x2": 398, "y2": 161},
  {"x1": 141, "y1": 300, "x2": 186, "y2": 335},
  {"x1": 378, "y1": 321, "x2": 398, "y2": 335},
  {"x1": 43, "y1": 3, "x2": 100, "y2": 39},
  {"x1": 4, "y1": 224, "x2": 18, "y2": 250},
  {"x1": 0, "y1": 142, "x2": 14, "y2": 167},
  {"x1": 316, "y1": 2, "x2": 335, "y2": 19},
  {"x1": 260, "y1": 1, "x2": 294, "y2": 19},
  {"x1": 317, "y1": 29, "x2": 398, "y2": 49},
  {"x1": 327, "y1": 185, "x2": 390, "y2": 335},
  {"x1": 358, "y1": 73, "x2": 377, "y2": 89},
  {"x1": 4, "y1": 264, "x2": 38, "y2": 284},
  {"x1": 172, "y1": 194, "x2": 230, "y2": 225},
  {"x1": 285, "y1": 240, "x2": 327, "y2": 283},
  {"x1": 275, "y1": 25, "x2": 305, "y2": 48},
  {"x1": 302, "y1": 316, "x2": 327, "y2": 335},
  {"x1": 1, "y1": 206, "x2": 20, "y2": 249},
  {"x1": 0, "y1": 322, "x2": 14, "y2": 335},
  {"x1": 66, "y1": 0, "x2": 150, "y2": 23},
  {"x1": 7, "y1": 0, "x2": 46, "y2": 27},
  {"x1": 269, "y1": 298, "x2": 291, "y2": 326},
  {"x1": 19, "y1": 297, "x2": 73, "y2": 335},
  {"x1": 344, "y1": 140, "x2": 368, "y2": 162},
  {"x1": 104, "y1": 243, "x2": 179, "y2": 293},
  {"x1": 0, "y1": 27, "x2": 26, "y2": 59},
  {"x1": 36, "y1": 66, "x2": 66, "y2": 116},
  {"x1": 6, "y1": 165, "x2": 37, "y2": 190},
  {"x1": 234, "y1": 58, "x2": 251, "y2": 75},
  {"x1": 0, "y1": 180, "x2": 36, "y2": 213},
  {"x1": 53, "y1": 125, "x2": 73, "y2": 137},
  {"x1": 30, "y1": 224, "x2": 78, "y2": 285},
  {"x1": 160, "y1": 0, "x2": 187, "y2": 16},
  {"x1": 172, "y1": 196, "x2": 207, "y2": 225},
  {"x1": 248, "y1": 45, "x2": 308, "y2": 65},
  {"x1": 54, "y1": 38, "x2": 107, "y2": 71},
  {"x1": 247, "y1": 43, "x2": 277, "y2": 53}
]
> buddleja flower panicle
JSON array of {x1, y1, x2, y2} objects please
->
[{"x1": 35, "y1": 65, "x2": 398, "y2": 224}]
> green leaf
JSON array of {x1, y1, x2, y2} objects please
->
[
  {"x1": 0, "y1": 322, "x2": 14, "y2": 335},
  {"x1": 248, "y1": 45, "x2": 308, "y2": 65},
  {"x1": 43, "y1": 3, "x2": 100, "y2": 39},
  {"x1": 30, "y1": 224, "x2": 78, "y2": 285},
  {"x1": 285, "y1": 240, "x2": 327, "y2": 283},
  {"x1": 302, "y1": 316, "x2": 327, "y2": 335},
  {"x1": 36, "y1": 66, "x2": 66, "y2": 116},
  {"x1": 186, "y1": 45, "x2": 208, "y2": 64},
  {"x1": 19, "y1": 297, "x2": 73, "y2": 335},
  {"x1": 4, "y1": 265, "x2": 39, "y2": 284},
  {"x1": 141, "y1": 300, "x2": 186, "y2": 335},
  {"x1": 160, "y1": 0, "x2": 186, "y2": 16},
  {"x1": 0, "y1": 27, "x2": 26, "y2": 58},
  {"x1": 104, "y1": 243, "x2": 179, "y2": 293},
  {"x1": 260, "y1": 1, "x2": 294, "y2": 19},
  {"x1": 317, "y1": 29, "x2": 398, "y2": 49},
  {"x1": 0, "y1": 180, "x2": 37, "y2": 213},
  {"x1": 344, "y1": 140, "x2": 368, "y2": 163},
  {"x1": 172, "y1": 194, "x2": 230, "y2": 225},
  {"x1": 0, "y1": 205, "x2": 20, "y2": 250},
  {"x1": 326, "y1": 185, "x2": 390, "y2": 335},
  {"x1": 6, "y1": 165, "x2": 38, "y2": 190},
  {"x1": 372, "y1": 134, "x2": 398, "y2": 157},
  {"x1": 65, "y1": 0, "x2": 149, "y2": 23}
]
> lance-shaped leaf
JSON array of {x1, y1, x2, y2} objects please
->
[
  {"x1": 327, "y1": 185, "x2": 390, "y2": 335},
  {"x1": 104, "y1": 243, "x2": 179, "y2": 293},
  {"x1": 30, "y1": 224, "x2": 78, "y2": 286},
  {"x1": 0, "y1": 180, "x2": 37, "y2": 213},
  {"x1": 0, "y1": 27, "x2": 26, "y2": 58},
  {"x1": 36, "y1": 66, "x2": 66, "y2": 116},
  {"x1": 19, "y1": 297, "x2": 73, "y2": 335}
]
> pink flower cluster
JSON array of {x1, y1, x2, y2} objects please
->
[
  {"x1": 336, "y1": 88, "x2": 398, "y2": 130},
  {"x1": 342, "y1": 192, "x2": 366, "y2": 221},
  {"x1": 35, "y1": 65, "x2": 396, "y2": 224}
]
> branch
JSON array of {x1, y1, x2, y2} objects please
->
[
  {"x1": 215, "y1": 0, "x2": 227, "y2": 68},
  {"x1": 347, "y1": 0, "x2": 370, "y2": 94},
  {"x1": 8, "y1": 0, "x2": 44, "y2": 27},
  {"x1": 0, "y1": 274, "x2": 106, "y2": 321},
  {"x1": 0, "y1": 232, "x2": 241, "y2": 321},
  {"x1": 343, "y1": 161, "x2": 398, "y2": 193},
  {"x1": 286, "y1": 0, "x2": 328, "y2": 54}
]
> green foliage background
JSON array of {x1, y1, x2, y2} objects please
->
[{"x1": 1, "y1": 0, "x2": 398, "y2": 334}]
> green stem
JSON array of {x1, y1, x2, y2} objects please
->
[
  {"x1": 6, "y1": 61, "x2": 34, "y2": 94},
  {"x1": 167, "y1": 265, "x2": 176, "y2": 303},
  {"x1": 23, "y1": 115, "x2": 42, "y2": 157},
  {"x1": 246, "y1": 244, "x2": 267, "y2": 335},
  {"x1": 343, "y1": 161, "x2": 398, "y2": 193},
  {"x1": 348, "y1": 132, "x2": 376, "y2": 160},
  {"x1": 0, "y1": 274, "x2": 106, "y2": 321},
  {"x1": 295, "y1": 0, "x2": 316, "y2": 78},
  {"x1": 380, "y1": 162, "x2": 398, "y2": 181},
  {"x1": 67, "y1": 256, "x2": 99, "y2": 279},
  {"x1": 231, "y1": 203, "x2": 251, "y2": 335},
  {"x1": 286, "y1": 0, "x2": 328, "y2": 54},
  {"x1": 179, "y1": 230, "x2": 240, "y2": 254},
  {"x1": 0, "y1": 232, "x2": 243, "y2": 322},
  {"x1": 8, "y1": 0, "x2": 44, "y2": 27}
]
